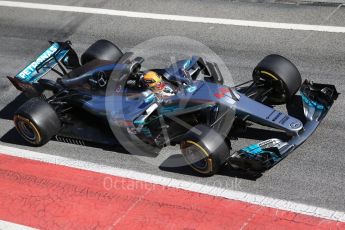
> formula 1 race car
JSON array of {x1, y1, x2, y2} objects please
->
[{"x1": 7, "y1": 40, "x2": 338, "y2": 176}]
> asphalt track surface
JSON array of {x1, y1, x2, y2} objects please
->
[{"x1": 0, "y1": 0, "x2": 344, "y2": 213}]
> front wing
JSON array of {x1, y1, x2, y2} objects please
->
[{"x1": 229, "y1": 80, "x2": 339, "y2": 171}]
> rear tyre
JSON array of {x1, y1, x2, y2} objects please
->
[
  {"x1": 180, "y1": 125, "x2": 230, "y2": 176},
  {"x1": 81, "y1": 39, "x2": 123, "y2": 65},
  {"x1": 253, "y1": 54, "x2": 302, "y2": 104},
  {"x1": 14, "y1": 97, "x2": 61, "y2": 146}
]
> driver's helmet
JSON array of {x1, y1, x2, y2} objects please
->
[{"x1": 143, "y1": 71, "x2": 165, "y2": 92}]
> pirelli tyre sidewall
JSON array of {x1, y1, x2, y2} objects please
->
[
  {"x1": 180, "y1": 125, "x2": 230, "y2": 176},
  {"x1": 14, "y1": 97, "x2": 61, "y2": 146}
]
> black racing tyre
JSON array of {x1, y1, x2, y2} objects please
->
[
  {"x1": 253, "y1": 54, "x2": 302, "y2": 104},
  {"x1": 14, "y1": 97, "x2": 61, "y2": 146},
  {"x1": 180, "y1": 125, "x2": 230, "y2": 176},
  {"x1": 81, "y1": 39, "x2": 123, "y2": 65}
]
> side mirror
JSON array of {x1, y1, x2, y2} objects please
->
[{"x1": 127, "y1": 56, "x2": 144, "y2": 74}]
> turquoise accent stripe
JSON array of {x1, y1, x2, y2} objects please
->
[
  {"x1": 186, "y1": 85, "x2": 197, "y2": 93},
  {"x1": 144, "y1": 94, "x2": 156, "y2": 103},
  {"x1": 183, "y1": 59, "x2": 192, "y2": 69},
  {"x1": 301, "y1": 94, "x2": 325, "y2": 110},
  {"x1": 242, "y1": 144, "x2": 262, "y2": 155}
]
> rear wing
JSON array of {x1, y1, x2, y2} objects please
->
[{"x1": 7, "y1": 41, "x2": 79, "y2": 92}]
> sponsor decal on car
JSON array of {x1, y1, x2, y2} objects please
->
[{"x1": 16, "y1": 43, "x2": 60, "y2": 81}]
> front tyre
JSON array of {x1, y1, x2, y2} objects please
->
[
  {"x1": 180, "y1": 125, "x2": 230, "y2": 176},
  {"x1": 14, "y1": 97, "x2": 61, "y2": 146},
  {"x1": 253, "y1": 54, "x2": 302, "y2": 104}
]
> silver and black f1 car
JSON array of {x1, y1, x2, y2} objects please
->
[{"x1": 7, "y1": 40, "x2": 338, "y2": 176}]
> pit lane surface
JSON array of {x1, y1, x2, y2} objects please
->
[{"x1": 0, "y1": 0, "x2": 344, "y2": 215}]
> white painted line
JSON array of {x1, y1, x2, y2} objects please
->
[
  {"x1": 0, "y1": 220, "x2": 37, "y2": 230},
  {"x1": 0, "y1": 144, "x2": 344, "y2": 222},
  {"x1": 0, "y1": 1, "x2": 344, "y2": 33}
]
